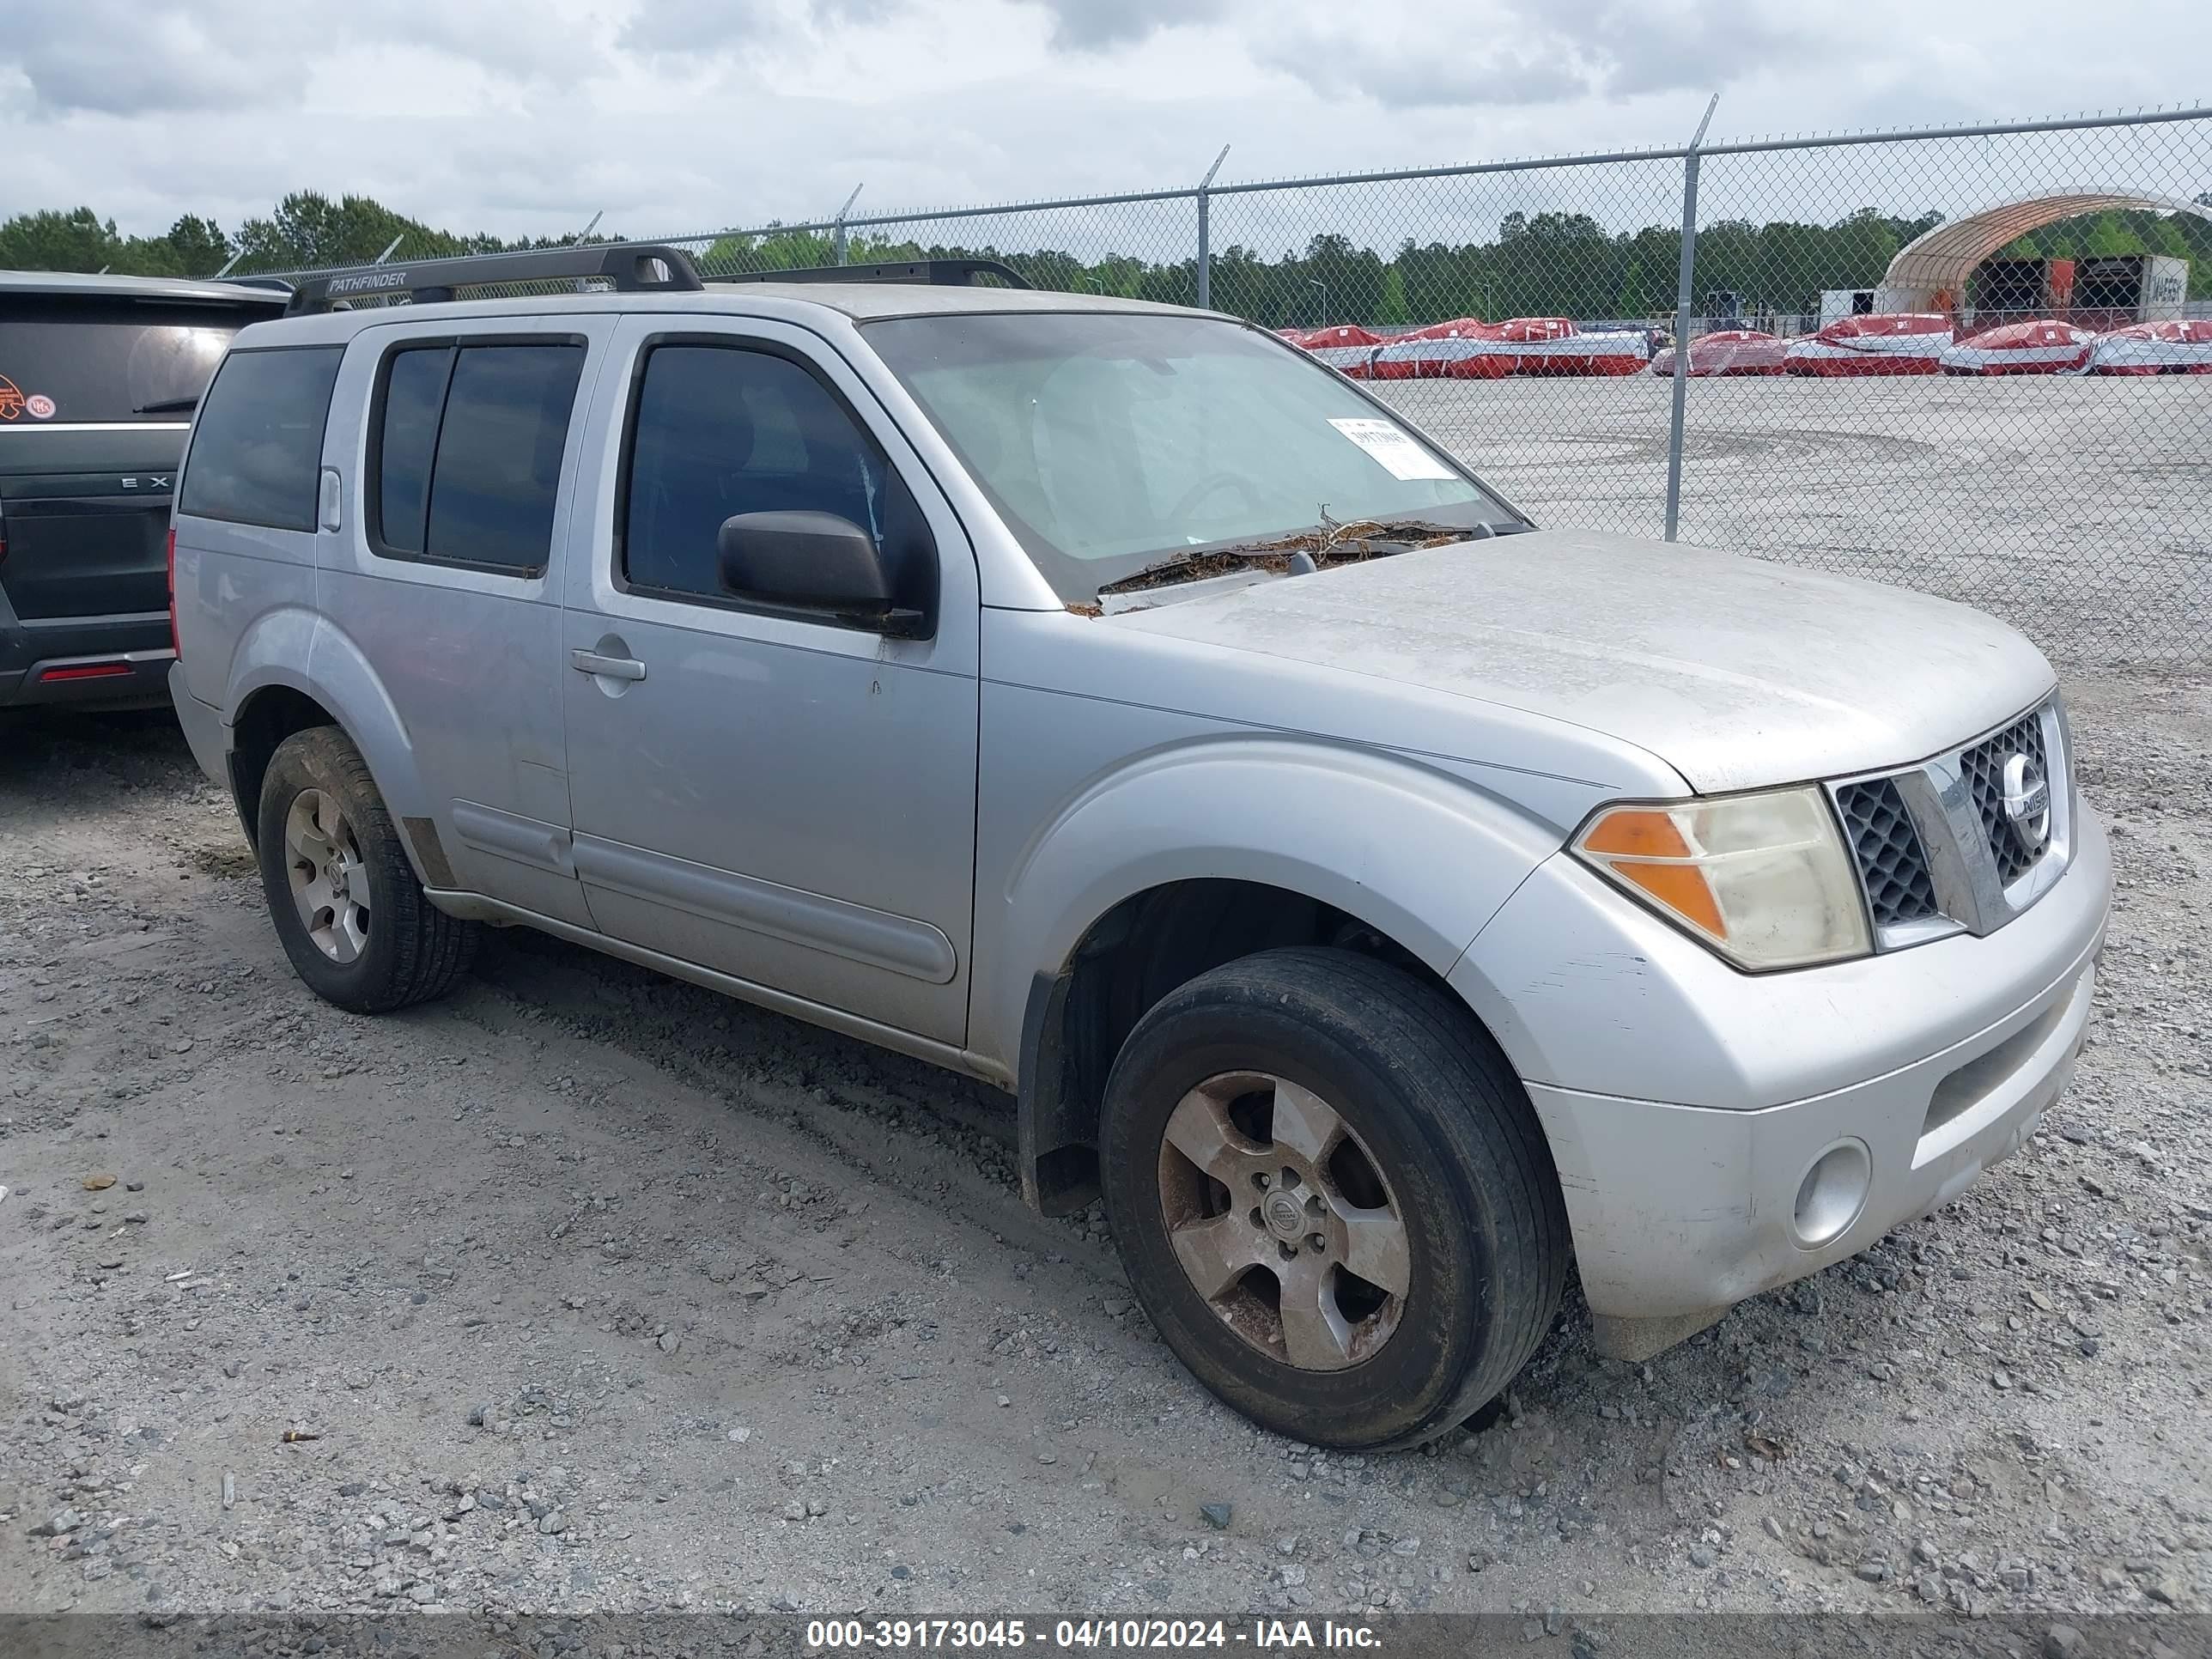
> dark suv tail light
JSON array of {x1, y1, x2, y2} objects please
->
[{"x1": 166, "y1": 526, "x2": 179, "y2": 654}]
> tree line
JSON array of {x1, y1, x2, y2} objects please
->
[
  {"x1": 708, "y1": 211, "x2": 1954, "y2": 326},
  {"x1": 0, "y1": 192, "x2": 615, "y2": 283},
  {"x1": 6, "y1": 189, "x2": 2208, "y2": 326},
  {"x1": 708, "y1": 203, "x2": 2211, "y2": 326}
]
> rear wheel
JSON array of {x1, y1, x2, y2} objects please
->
[
  {"x1": 1100, "y1": 946, "x2": 1566, "y2": 1450},
  {"x1": 256, "y1": 726, "x2": 477, "y2": 1013}
]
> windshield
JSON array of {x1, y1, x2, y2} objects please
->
[
  {"x1": 864, "y1": 312, "x2": 1519, "y2": 599},
  {"x1": 0, "y1": 298, "x2": 260, "y2": 425}
]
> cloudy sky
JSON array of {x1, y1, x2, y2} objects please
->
[{"x1": 1, "y1": 0, "x2": 2205, "y2": 244}]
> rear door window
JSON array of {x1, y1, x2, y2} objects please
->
[
  {"x1": 368, "y1": 340, "x2": 585, "y2": 574},
  {"x1": 179, "y1": 346, "x2": 344, "y2": 532}
]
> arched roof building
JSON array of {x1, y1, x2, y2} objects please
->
[{"x1": 1879, "y1": 191, "x2": 2211, "y2": 308}]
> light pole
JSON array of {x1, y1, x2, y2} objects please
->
[{"x1": 1308, "y1": 278, "x2": 1326, "y2": 329}]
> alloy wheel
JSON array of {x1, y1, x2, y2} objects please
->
[
  {"x1": 283, "y1": 788, "x2": 371, "y2": 964},
  {"x1": 1155, "y1": 1070, "x2": 1410, "y2": 1370}
]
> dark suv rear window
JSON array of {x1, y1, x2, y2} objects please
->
[
  {"x1": 179, "y1": 347, "x2": 343, "y2": 532},
  {"x1": 0, "y1": 296, "x2": 269, "y2": 425}
]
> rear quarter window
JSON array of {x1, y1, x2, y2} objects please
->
[{"x1": 179, "y1": 346, "x2": 343, "y2": 532}]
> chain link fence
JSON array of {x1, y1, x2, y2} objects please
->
[{"x1": 301, "y1": 106, "x2": 2212, "y2": 664}]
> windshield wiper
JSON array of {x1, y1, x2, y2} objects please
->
[
  {"x1": 1095, "y1": 514, "x2": 1511, "y2": 599},
  {"x1": 133, "y1": 394, "x2": 203, "y2": 415}
]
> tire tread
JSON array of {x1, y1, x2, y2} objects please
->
[
  {"x1": 260, "y1": 726, "x2": 477, "y2": 1013},
  {"x1": 1105, "y1": 945, "x2": 1568, "y2": 1450}
]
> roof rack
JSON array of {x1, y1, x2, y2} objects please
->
[
  {"x1": 715, "y1": 257, "x2": 1032, "y2": 290},
  {"x1": 276, "y1": 245, "x2": 1034, "y2": 318},
  {"x1": 283, "y1": 244, "x2": 704, "y2": 315}
]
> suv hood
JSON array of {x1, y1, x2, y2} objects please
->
[{"x1": 1106, "y1": 527, "x2": 2055, "y2": 793}]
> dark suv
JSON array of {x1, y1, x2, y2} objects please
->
[{"x1": 1, "y1": 270, "x2": 286, "y2": 709}]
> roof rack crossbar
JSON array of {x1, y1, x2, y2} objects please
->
[
  {"x1": 714, "y1": 257, "x2": 1032, "y2": 289},
  {"x1": 283, "y1": 244, "x2": 704, "y2": 315}
]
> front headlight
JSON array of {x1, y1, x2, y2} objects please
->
[{"x1": 1571, "y1": 786, "x2": 1870, "y2": 971}]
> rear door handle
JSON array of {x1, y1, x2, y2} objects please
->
[{"x1": 570, "y1": 648, "x2": 647, "y2": 682}]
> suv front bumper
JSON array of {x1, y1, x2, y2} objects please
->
[{"x1": 1453, "y1": 805, "x2": 2111, "y2": 1354}]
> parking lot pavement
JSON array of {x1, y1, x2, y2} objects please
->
[
  {"x1": 2, "y1": 677, "x2": 2207, "y2": 1621},
  {"x1": 1376, "y1": 374, "x2": 2212, "y2": 669}
]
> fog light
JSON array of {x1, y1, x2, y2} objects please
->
[{"x1": 1793, "y1": 1139, "x2": 1871, "y2": 1248}]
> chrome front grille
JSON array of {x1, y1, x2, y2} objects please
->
[
  {"x1": 1959, "y1": 709, "x2": 2050, "y2": 884},
  {"x1": 1827, "y1": 696, "x2": 2071, "y2": 951},
  {"x1": 1833, "y1": 776, "x2": 1940, "y2": 927}
]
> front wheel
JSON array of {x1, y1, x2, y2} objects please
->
[
  {"x1": 1100, "y1": 947, "x2": 1567, "y2": 1450},
  {"x1": 256, "y1": 726, "x2": 477, "y2": 1014}
]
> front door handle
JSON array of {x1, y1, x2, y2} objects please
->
[{"x1": 570, "y1": 648, "x2": 647, "y2": 683}]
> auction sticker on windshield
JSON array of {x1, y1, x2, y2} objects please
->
[{"x1": 1327, "y1": 416, "x2": 1455, "y2": 482}]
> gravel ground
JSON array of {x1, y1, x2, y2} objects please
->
[{"x1": 1, "y1": 674, "x2": 2206, "y2": 1626}]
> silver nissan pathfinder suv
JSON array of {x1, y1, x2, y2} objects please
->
[{"x1": 167, "y1": 246, "x2": 2109, "y2": 1449}]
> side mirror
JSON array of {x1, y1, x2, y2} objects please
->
[{"x1": 715, "y1": 511, "x2": 922, "y2": 635}]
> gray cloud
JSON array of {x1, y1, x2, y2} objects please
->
[
  {"x1": 5, "y1": 0, "x2": 608, "y2": 117},
  {"x1": 1255, "y1": 0, "x2": 1820, "y2": 112},
  {"x1": 617, "y1": 0, "x2": 788, "y2": 53},
  {"x1": 1501, "y1": 0, "x2": 1813, "y2": 99},
  {"x1": 1252, "y1": 33, "x2": 1596, "y2": 110},
  {"x1": 1030, "y1": 0, "x2": 1229, "y2": 50},
  {"x1": 347, "y1": 0, "x2": 612, "y2": 82},
  {"x1": 617, "y1": 0, "x2": 905, "y2": 56},
  {"x1": 6, "y1": 2, "x2": 298, "y2": 115}
]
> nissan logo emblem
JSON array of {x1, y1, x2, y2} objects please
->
[{"x1": 2000, "y1": 752, "x2": 2051, "y2": 852}]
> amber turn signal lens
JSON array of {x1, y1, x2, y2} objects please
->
[
  {"x1": 1578, "y1": 808, "x2": 1727, "y2": 936},
  {"x1": 1578, "y1": 808, "x2": 1693, "y2": 861},
  {"x1": 1612, "y1": 859, "x2": 1728, "y2": 939}
]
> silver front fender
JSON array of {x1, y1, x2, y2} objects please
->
[{"x1": 980, "y1": 729, "x2": 1571, "y2": 1077}]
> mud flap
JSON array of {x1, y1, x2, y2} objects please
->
[{"x1": 1017, "y1": 969, "x2": 1099, "y2": 1216}]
